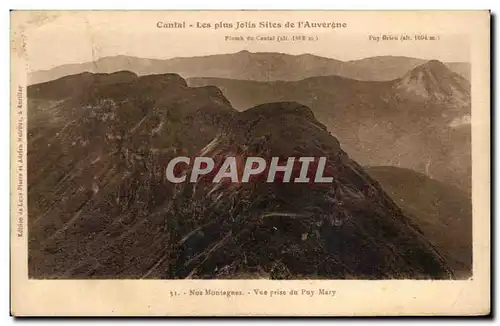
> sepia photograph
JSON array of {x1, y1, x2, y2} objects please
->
[{"x1": 10, "y1": 10, "x2": 490, "y2": 316}]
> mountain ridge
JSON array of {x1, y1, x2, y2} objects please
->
[
  {"x1": 394, "y1": 60, "x2": 470, "y2": 104},
  {"x1": 28, "y1": 71, "x2": 236, "y2": 278},
  {"x1": 28, "y1": 51, "x2": 471, "y2": 85},
  {"x1": 164, "y1": 100, "x2": 453, "y2": 279},
  {"x1": 366, "y1": 166, "x2": 472, "y2": 278}
]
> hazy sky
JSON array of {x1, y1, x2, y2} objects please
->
[{"x1": 18, "y1": 11, "x2": 471, "y2": 71}]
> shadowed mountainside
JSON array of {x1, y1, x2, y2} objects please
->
[
  {"x1": 28, "y1": 71, "x2": 235, "y2": 278},
  {"x1": 28, "y1": 73, "x2": 453, "y2": 279},
  {"x1": 366, "y1": 166, "x2": 472, "y2": 278},
  {"x1": 164, "y1": 102, "x2": 453, "y2": 279}
]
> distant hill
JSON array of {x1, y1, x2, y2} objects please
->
[
  {"x1": 28, "y1": 71, "x2": 235, "y2": 278},
  {"x1": 28, "y1": 51, "x2": 470, "y2": 85},
  {"x1": 366, "y1": 166, "x2": 472, "y2": 278},
  {"x1": 188, "y1": 60, "x2": 472, "y2": 192}
]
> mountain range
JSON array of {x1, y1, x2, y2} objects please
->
[
  {"x1": 188, "y1": 60, "x2": 471, "y2": 192},
  {"x1": 27, "y1": 72, "x2": 463, "y2": 279},
  {"x1": 28, "y1": 51, "x2": 470, "y2": 85},
  {"x1": 366, "y1": 166, "x2": 472, "y2": 278},
  {"x1": 28, "y1": 71, "x2": 234, "y2": 278}
]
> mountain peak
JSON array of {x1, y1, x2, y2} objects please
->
[
  {"x1": 426, "y1": 59, "x2": 446, "y2": 66},
  {"x1": 232, "y1": 102, "x2": 330, "y2": 152},
  {"x1": 163, "y1": 101, "x2": 453, "y2": 279},
  {"x1": 394, "y1": 60, "x2": 470, "y2": 103},
  {"x1": 413, "y1": 59, "x2": 450, "y2": 75}
]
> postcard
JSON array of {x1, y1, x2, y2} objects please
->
[{"x1": 10, "y1": 10, "x2": 490, "y2": 316}]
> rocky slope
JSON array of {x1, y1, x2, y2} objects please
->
[
  {"x1": 27, "y1": 73, "x2": 453, "y2": 278},
  {"x1": 28, "y1": 71, "x2": 235, "y2": 278},
  {"x1": 163, "y1": 102, "x2": 453, "y2": 279}
]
